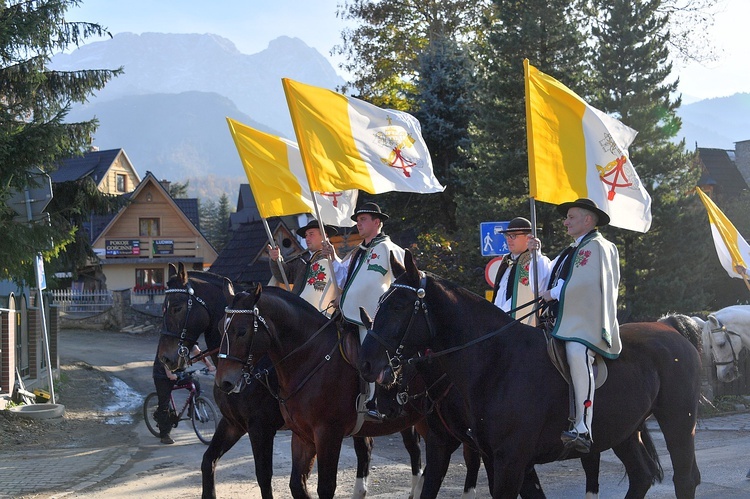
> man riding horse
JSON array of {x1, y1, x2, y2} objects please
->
[{"x1": 530, "y1": 197, "x2": 621, "y2": 454}]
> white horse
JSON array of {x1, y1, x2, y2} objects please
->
[{"x1": 692, "y1": 305, "x2": 750, "y2": 382}]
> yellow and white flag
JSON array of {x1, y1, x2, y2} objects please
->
[
  {"x1": 226, "y1": 118, "x2": 357, "y2": 225},
  {"x1": 524, "y1": 59, "x2": 652, "y2": 233},
  {"x1": 282, "y1": 78, "x2": 445, "y2": 195},
  {"x1": 695, "y1": 187, "x2": 750, "y2": 279}
]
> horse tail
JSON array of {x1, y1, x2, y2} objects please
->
[
  {"x1": 639, "y1": 422, "x2": 664, "y2": 484},
  {"x1": 657, "y1": 314, "x2": 703, "y2": 355}
]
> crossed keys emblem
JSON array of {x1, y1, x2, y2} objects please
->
[
  {"x1": 375, "y1": 116, "x2": 419, "y2": 178},
  {"x1": 596, "y1": 134, "x2": 637, "y2": 200}
]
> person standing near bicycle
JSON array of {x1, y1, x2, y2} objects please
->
[{"x1": 152, "y1": 344, "x2": 215, "y2": 444}]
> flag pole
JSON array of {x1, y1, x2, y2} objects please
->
[
  {"x1": 529, "y1": 197, "x2": 540, "y2": 324},
  {"x1": 261, "y1": 217, "x2": 291, "y2": 291},
  {"x1": 310, "y1": 193, "x2": 342, "y2": 298}
]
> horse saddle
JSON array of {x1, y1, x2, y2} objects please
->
[{"x1": 546, "y1": 335, "x2": 608, "y2": 390}]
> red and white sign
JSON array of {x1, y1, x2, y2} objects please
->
[{"x1": 484, "y1": 256, "x2": 504, "y2": 287}]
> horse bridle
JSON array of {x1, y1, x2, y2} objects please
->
[
  {"x1": 366, "y1": 273, "x2": 431, "y2": 374},
  {"x1": 219, "y1": 301, "x2": 340, "y2": 402},
  {"x1": 368, "y1": 273, "x2": 543, "y2": 374},
  {"x1": 708, "y1": 315, "x2": 742, "y2": 371},
  {"x1": 162, "y1": 281, "x2": 209, "y2": 362}
]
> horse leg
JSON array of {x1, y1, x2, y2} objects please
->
[
  {"x1": 290, "y1": 433, "x2": 317, "y2": 499},
  {"x1": 201, "y1": 418, "x2": 244, "y2": 499},
  {"x1": 420, "y1": 432, "x2": 459, "y2": 499},
  {"x1": 461, "y1": 443, "x2": 481, "y2": 499},
  {"x1": 492, "y1": 449, "x2": 530, "y2": 499},
  {"x1": 581, "y1": 452, "x2": 601, "y2": 499},
  {"x1": 400, "y1": 427, "x2": 423, "y2": 498},
  {"x1": 313, "y1": 429, "x2": 346, "y2": 499},
  {"x1": 352, "y1": 436, "x2": 373, "y2": 499},
  {"x1": 248, "y1": 424, "x2": 279, "y2": 499},
  {"x1": 653, "y1": 410, "x2": 700, "y2": 499},
  {"x1": 518, "y1": 465, "x2": 545, "y2": 499},
  {"x1": 612, "y1": 425, "x2": 667, "y2": 499}
]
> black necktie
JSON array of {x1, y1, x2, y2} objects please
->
[{"x1": 505, "y1": 257, "x2": 519, "y2": 301}]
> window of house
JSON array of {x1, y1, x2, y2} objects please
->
[
  {"x1": 116, "y1": 173, "x2": 127, "y2": 192},
  {"x1": 135, "y1": 268, "x2": 165, "y2": 291},
  {"x1": 139, "y1": 218, "x2": 160, "y2": 237}
]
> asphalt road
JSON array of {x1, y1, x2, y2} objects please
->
[{"x1": 58, "y1": 328, "x2": 750, "y2": 498}]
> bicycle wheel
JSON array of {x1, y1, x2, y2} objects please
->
[
  {"x1": 191, "y1": 395, "x2": 218, "y2": 444},
  {"x1": 143, "y1": 392, "x2": 161, "y2": 437}
]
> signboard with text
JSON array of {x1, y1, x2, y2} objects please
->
[
  {"x1": 152, "y1": 239, "x2": 174, "y2": 255},
  {"x1": 106, "y1": 239, "x2": 141, "y2": 256}
]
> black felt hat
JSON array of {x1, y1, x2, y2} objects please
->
[
  {"x1": 499, "y1": 217, "x2": 532, "y2": 234},
  {"x1": 350, "y1": 202, "x2": 389, "y2": 222},
  {"x1": 556, "y1": 198, "x2": 610, "y2": 226},
  {"x1": 296, "y1": 220, "x2": 338, "y2": 238}
]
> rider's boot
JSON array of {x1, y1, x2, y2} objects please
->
[{"x1": 561, "y1": 342, "x2": 595, "y2": 453}]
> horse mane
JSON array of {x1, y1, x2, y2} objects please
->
[
  {"x1": 427, "y1": 271, "x2": 517, "y2": 325},
  {"x1": 187, "y1": 270, "x2": 229, "y2": 288},
  {"x1": 657, "y1": 314, "x2": 703, "y2": 354}
]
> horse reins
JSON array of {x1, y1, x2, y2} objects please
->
[
  {"x1": 162, "y1": 280, "x2": 209, "y2": 362},
  {"x1": 367, "y1": 274, "x2": 543, "y2": 370}
]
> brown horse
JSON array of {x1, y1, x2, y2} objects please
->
[
  {"x1": 159, "y1": 264, "x2": 414, "y2": 498},
  {"x1": 215, "y1": 280, "x2": 483, "y2": 499},
  {"x1": 358, "y1": 251, "x2": 703, "y2": 499}
]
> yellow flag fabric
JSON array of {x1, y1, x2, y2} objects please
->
[
  {"x1": 695, "y1": 187, "x2": 750, "y2": 278},
  {"x1": 524, "y1": 59, "x2": 652, "y2": 233},
  {"x1": 227, "y1": 118, "x2": 312, "y2": 218},
  {"x1": 227, "y1": 118, "x2": 358, "y2": 224},
  {"x1": 282, "y1": 78, "x2": 444, "y2": 195}
]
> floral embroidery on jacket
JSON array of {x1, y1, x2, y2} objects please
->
[
  {"x1": 305, "y1": 261, "x2": 328, "y2": 292},
  {"x1": 574, "y1": 249, "x2": 592, "y2": 268},
  {"x1": 519, "y1": 263, "x2": 530, "y2": 286}
]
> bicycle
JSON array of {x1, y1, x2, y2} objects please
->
[{"x1": 143, "y1": 367, "x2": 219, "y2": 445}]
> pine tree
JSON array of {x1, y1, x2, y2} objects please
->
[
  {"x1": 461, "y1": 0, "x2": 593, "y2": 271},
  {"x1": 589, "y1": 0, "x2": 698, "y2": 318},
  {"x1": 0, "y1": 0, "x2": 121, "y2": 281},
  {"x1": 214, "y1": 194, "x2": 232, "y2": 252}
]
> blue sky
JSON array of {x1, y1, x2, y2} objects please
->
[{"x1": 69, "y1": 0, "x2": 747, "y2": 102}]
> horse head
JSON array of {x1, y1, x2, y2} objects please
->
[
  {"x1": 216, "y1": 279, "x2": 270, "y2": 394},
  {"x1": 358, "y1": 249, "x2": 433, "y2": 387},
  {"x1": 158, "y1": 262, "x2": 224, "y2": 371},
  {"x1": 702, "y1": 313, "x2": 743, "y2": 382}
]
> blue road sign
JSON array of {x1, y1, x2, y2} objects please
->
[{"x1": 480, "y1": 221, "x2": 510, "y2": 257}]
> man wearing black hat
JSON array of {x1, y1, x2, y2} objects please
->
[
  {"x1": 529, "y1": 198, "x2": 621, "y2": 454},
  {"x1": 327, "y1": 202, "x2": 405, "y2": 420},
  {"x1": 268, "y1": 219, "x2": 339, "y2": 316},
  {"x1": 491, "y1": 217, "x2": 550, "y2": 326}
]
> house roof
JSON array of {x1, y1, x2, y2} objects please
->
[
  {"x1": 91, "y1": 172, "x2": 214, "y2": 255},
  {"x1": 229, "y1": 184, "x2": 261, "y2": 229},
  {"x1": 210, "y1": 219, "x2": 296, "y2": 286},
  {"x1": 698, "y1": 148, "x2": 749, "y2": 196},
  {"x1": 174, "y1": 198, "x2": 201, "y2": 230},
  {"x1": 50, "y1": 148, "x2": 139, "y2": 184}
]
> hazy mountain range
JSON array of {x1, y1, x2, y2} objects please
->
[{"x1": 51, "y1": 33, "x2": 750, "y2": 204}]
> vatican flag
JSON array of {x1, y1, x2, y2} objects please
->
[
  {"x1": 282, "y1": 78, "x2": 444, "y2": 195},
  {"x1": 695, "y1": 186, "x2": 750, "y2": 279},
  {"x1": 525, "y1": 59, "x2": 652, "y2": 233}
]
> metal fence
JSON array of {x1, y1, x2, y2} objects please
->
[{"x1": 50, "y1": 289, "x2": 114, "y2": 314}]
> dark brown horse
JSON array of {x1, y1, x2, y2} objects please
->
[
  {"x1": 215, "y1": 281, "x2": 484, "y2": 499},
  {"x1": 358, "y1": 251, "x2": 703, "y2": 499},
  {"x1": 159, "y1": 264, "x2": 425, "y2": 498},
  {"x1": 158, "y1": 263, "x2": 284, "y2": 499}
]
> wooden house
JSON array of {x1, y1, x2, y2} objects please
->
[{"x1": 91, "y1": 172, "x2": 217, "y2": 291}]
